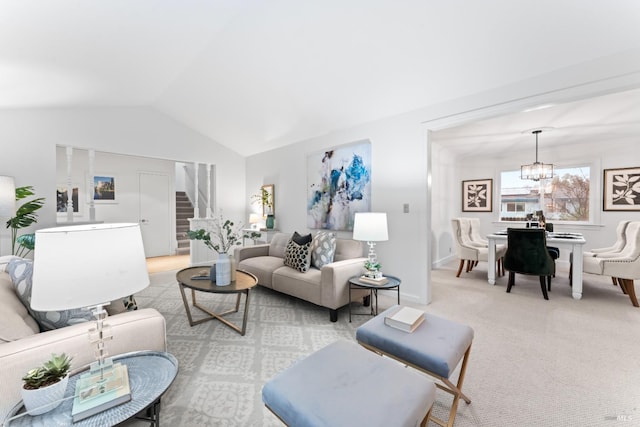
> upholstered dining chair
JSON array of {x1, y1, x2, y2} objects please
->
[
  {"x1": 451, "y1": 218, "x2": 506, "y2": 278},
  {"x1": 468, "y1": 218, "x2": 488, "y2": 248},
  {"x1": 583, "y1": 221, "x2": 640, "y2": 307},
  {"x1": 503, "y1": 228, "x2": 556, "y2": 300},
  {"x1": 585, "y1": 220, "x2": 631, "y2": 257},
  {"x1": 575, "y1": 220, "x2": 632, "y2": 285}
]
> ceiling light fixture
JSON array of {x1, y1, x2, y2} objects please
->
[{"x1": 521, "y1": 129, "x2": 554, "y2": 181}]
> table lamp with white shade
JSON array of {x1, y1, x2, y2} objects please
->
[
  {"x1": 31, "y1": 223, "x2": 149, "y2": 398},
  {"x1": 249, "y1": 213, "x2": 261, "y2": 230},
  {"x1": 352, "y1": 212, "x2": 388, "y2": 279}
]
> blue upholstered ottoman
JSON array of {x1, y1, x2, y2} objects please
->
[
  {"x1": 262, "y1": 340, "x2": 436, "y2": 427},
  {"x1": 356, "y1": 306, "x2": 474, "y2": 427}
]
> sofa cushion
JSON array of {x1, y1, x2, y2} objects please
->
[
  {"x1": 272, "y1": 266, "x2": 322, "y2": 305},
  {"x1": 0, "y1": 272, "x2": 39, "y2": 343},
  {"x1": 268, "y1": 233, "x2": 291, "y2": 258},
  {"x1": 238, "y1": 256, "x2": 284, "y2": 288},
  {"x1": 334, "y1": 238, "x2": 364, "y2": 261},
  {"x1": 311, "y1": 231, "x2": 337, "y2": 269},
  {"x1": 8, "y1": 258, "x2": 96, "y2": 331},
  {"x1": 283, "y1": 237, "x2": 312, "y2": 273}
]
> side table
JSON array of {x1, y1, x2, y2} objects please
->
[
  {"x1": 6, "y1": 351, "x2": 178, "y2": 427},
  {"x1": 348, "y1": 275, "x2": 401, "y2": 322}
]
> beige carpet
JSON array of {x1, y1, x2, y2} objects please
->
[
  {"x1": 126, "y1": 261, "x2": 640, "y2": 426},
  {"x1": 424, "y1": 261, "x2": 640, "y2": 426}
]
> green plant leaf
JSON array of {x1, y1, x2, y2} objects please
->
[{"x1": 6, "y1": 186, "x2": 45, "y2": 255}]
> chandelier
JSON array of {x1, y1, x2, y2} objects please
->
[{"x1": 521, "y1": 129, "x2": 553, "y2": 181}]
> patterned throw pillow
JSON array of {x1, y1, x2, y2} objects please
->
[
  {"x1": 283, "y1": 236, "x2": 312, "y2": 273},
  {"x1": 6, "y1": 258, "x2": 126, "y2": 331},
  {"x1": 292, "y1": 231, "x2": 312, "y2": 246},
  {"x1": 311, "y1": 231, "x2": 337, "y2": 269}
]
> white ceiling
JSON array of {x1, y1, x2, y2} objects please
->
[
  {"x1": 2, "y1": 1, "x2": 640, "y2": 156},
  {"x1": 432, "y1": 87, "x2": 640, "y2": 159}
]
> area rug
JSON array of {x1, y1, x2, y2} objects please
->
[{"x1": 133, "y1": 270, "x2": 396, "y2": 427}]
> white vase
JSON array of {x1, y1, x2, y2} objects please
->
[
  {"x1": 216, "y1": 253, "x2": 231, "y2": 286},
  {"x1": 21, "y1": 375, "x2": 69, "y2": 415}
]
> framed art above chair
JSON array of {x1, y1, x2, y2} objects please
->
[
  {"x1": 462, "y1": 179, "x2": 492, "y2": 212},
  {"x1": 603, "y1": 166, "x2": 640, "y2": 211}
]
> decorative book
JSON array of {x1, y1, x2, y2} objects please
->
[
  {"x1": 359, "y1": 276, "x2": 389, "y2": 285},
  {"x1": 384, "y1": 306, "x2": 425, "y2": 333},
  {"x1": 71, "y1": 362, "x2": 131, "y2": 422}
]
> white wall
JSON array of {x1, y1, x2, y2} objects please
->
[
  {"x1": 246, "y1": 113, "x2": 430, "y2": 304},
  {"x1": 55, "y1": 147, "x2": 179, "y2": 254},
  {"x1": 0, "y1": 107, "x2": 246, "y2": 256}
]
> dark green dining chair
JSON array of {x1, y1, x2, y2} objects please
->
[{"x1": 503, "y1": 228, "x2": 556, "y2": 300}]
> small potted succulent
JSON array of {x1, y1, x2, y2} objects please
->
[
  {"x1": 21, "y1": 353, "x2": 73, "y2": 415},
  {"x1": 364, "y1": 260, "x2": 383, "y2": 279}
]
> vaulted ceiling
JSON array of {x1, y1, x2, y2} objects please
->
[{"x1": 2, "y1": 1, "x2": 640, "y2": 156}]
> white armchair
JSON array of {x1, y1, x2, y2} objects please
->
[
  {"x1": 583, "y1": 221, "x2": 640, "y2": 307},
  {"x1": 451, "y1": 218, "x2": 506, "y2": 278},
  {"x1": 584, "y1": 220, "x2": 630, "y2": 257},
  {"x1": 468, "y1": 217, "x2": 489, "y2": 247}
]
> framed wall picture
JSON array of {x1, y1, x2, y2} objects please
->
[
  {"x1": 261, "y1": 184, "x2": 275, "y2": 216},
  {"x1": 306, "y1": 139, "x2": 371, "y2": 231},
  {"x1": 93, "y1": 174, "x2": 117, "y2": 203},
  {"x1": 462, "y1": 179, "x2": 492, "y2": 212},
  {"x1": 603, "y1": 166, "x2": 640, "y2": 211}
]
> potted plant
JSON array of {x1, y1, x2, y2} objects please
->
[
  {"x1": 364, "y1": 260, "x2": 383, "y2": 279},
  {"x1": 186, "y1": 213, "x2": 244, "y2": 286},
  {"x1": 5, "y1": 185, "x2": 45, "y2": 257},
  {"x1": 21, "y1": 353, "x2": 72, "y2": 415}
]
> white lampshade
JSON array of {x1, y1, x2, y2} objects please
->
[
  {"x1": 0, "y1": 176, "x2": 15, "y2": 218},
  {"x1": 249, "y1": 213, "x2": 260, "y2": 224},
  {"x1": 353, "y1": 212, "x2": 388, "y2": 242},
  {"x1": 31, "y1": 223, "x2": 149, "y2": 311}
]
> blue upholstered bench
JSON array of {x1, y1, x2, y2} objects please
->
[
  {"x1": 356, "y1": 306, "x2": 474, "y2": 427},
  {"x1": 262, "y1": 340, "x2": 436, "y2": 427}
]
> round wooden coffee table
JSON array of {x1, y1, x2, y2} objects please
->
[{"x1": 176, "y1": 267, "x2": 258, "y2": 335}]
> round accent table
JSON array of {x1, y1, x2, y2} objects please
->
[
  {"x1": 348, "y1": 275, "x2": 401, "y2": 322},
  {"x1": 176, "y1": 267, "x2": 258, "y2": 335},
  {"x1": 6, "y1": 351, "x2": 178, "y2": 427}
]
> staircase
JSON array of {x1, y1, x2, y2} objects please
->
[{"x1": 176, "y1": 191, "x2": 194, "y2": 255}]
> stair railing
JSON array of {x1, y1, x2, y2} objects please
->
[{"x1": 182, "y1": 163, "x2": 214, "y2": 218}]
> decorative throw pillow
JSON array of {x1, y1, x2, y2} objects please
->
[
  {"x1": 292, "y1": 231, "x2": 312, "y2": 246},
  {"x1": 8, "y1": 258, "x2": 96, "y2": 331},
  {"x1": 284, "y1": 235, "x2": 312, "y2": 273},
  {"x1": 311, "y1": 231, "x2": 337, "y2": 269}
]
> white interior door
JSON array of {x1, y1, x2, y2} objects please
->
[{"x1": 139, "y1": 172, "x2": 171, "y2": 257}]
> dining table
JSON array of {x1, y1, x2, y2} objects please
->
[{"x1": 487, "y1": 231, "x2": 587, "y2": 300}]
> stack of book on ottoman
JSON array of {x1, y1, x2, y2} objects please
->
[{"x1": 384, "y1": 306, "x2": 425, "y2": 333}]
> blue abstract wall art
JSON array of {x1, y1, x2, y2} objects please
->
[{"x1": 307, "y1": 140, "x2": 372, "y2": 230}]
